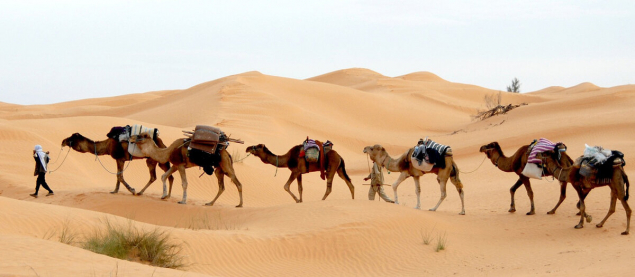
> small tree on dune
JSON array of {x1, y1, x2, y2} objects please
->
[{"x1": 507, "y1": 78, "x2": 521, "y2": 93}]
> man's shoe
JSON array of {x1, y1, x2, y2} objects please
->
[
  {"x1": 46, "y1": 192, "x2": 54, "y2": 196},
  {"x1": 29, "y1": 193, "x2": 38, "y2": 198}
]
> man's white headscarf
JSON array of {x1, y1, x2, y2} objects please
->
[{"x1": 34, "y1": 145, "x2": 47, "y2": 171}]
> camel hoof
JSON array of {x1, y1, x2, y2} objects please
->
[
  {"x1": 586, "y1": 215, "x2": 593, "y2": 223},
  {"x1": 160, "y1": 195, "x2": 168, "y2": 200},
  {"x1": 459, "y1": 211, "x2": 465, "y2": 215},
  {"x1": 178, "y1": 201, "x2": 186, "y2": 204},
  {"x1": 427, "y1": 208, "x2": 435, "y2": 211},
  {"x1": 135, "y1": 192, "x2": 143, "y2": 196},
  {"x1": 508, "y1": 208, "x2": 516, "y2": 213},
  {"x1": 596, "y1": 224, "x2": 603, "y2": 228},
  {"x1": 130, "y1": 190, "x2": 136, "y2": 195},
  {"x1": 235, "y1": 204, "x2": 243, "y2": 208},
  {"x1": 575, "y1": 225, "x2": 584, "y2": 229},
  {"x1": 110, "y1": 191, "x2": 117, "y2": 194},
  {"x1": 621, "y1": 231, "x2": 629, "y2": 235},
  {"x1": 526, "y1": 211, "x2": 535, "y2": 215},
  {"x1": 204, "y1": 202, "x2": 213, "y2": 206},
  {"x1": 547, "y1": 211, "x2": 555, "y2": 215}
]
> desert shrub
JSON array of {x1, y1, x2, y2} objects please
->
[
  {"x1": 83, "y1": 220, "x2": 184, "y2": 269},
  {"x1": 507, "y1": 78, "x2": 521, "y2": 93}
]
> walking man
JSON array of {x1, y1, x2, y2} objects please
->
[
  {"x1": 31, "y1": 145, "x2": 54, "y2": 197},
  {"x1": 364, "y1": 161, "x2": 394, "y2": 203}
]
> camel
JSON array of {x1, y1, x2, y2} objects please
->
[
  {"x1": 130, "y1": 133, "x2": 244, "y2": 206},
  {"x1": 61, "y1": 133, "x2": 174, "y2": 195},
  {"x1": 363, "y1": 144, "x2": 465, "y2": 215},
  {"x1": 245, "y1": 144, "x2": 354, "y2": 203},
  {"x1": 537, "y1": 150, "x2": 631, "y2": 235},
  {"x1": 479, "y1": 142, "x2": 573, "y2": 215}
]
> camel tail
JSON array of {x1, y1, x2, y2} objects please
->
[
  {"x1": 623, "y1": 172, "x2": 630, "y2": 201},
  {"x1": 339, "y1": 159, "x2": 352, "y2": 183}
]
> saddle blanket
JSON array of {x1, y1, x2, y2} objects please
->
[
  {"x1": 127, "y1": 124, "x2": 158, "y2": 157},
  {"x1": 412, "y1": 139, "x2": 450, "y2": 169},
  {"x1": 527, "y1": 138, "x2": 559, "y2": 164}
]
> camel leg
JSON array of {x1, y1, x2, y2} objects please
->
[
  {"x1": 160, "y1": 166, "x2": 179, "y2": 200},
  {"x1": 284, "y1": 172, "x2": 301, "y2": 203},
  {"x1": 220, "y1": 159, "x2": 244, "y2": 208},
  {"x1": 413, "y1": 176, "x2": 422, "y2": 210},
  {"x1": 596, "y1": 190, "x2": 617, "y2": 229},
  {"x1": 521, "y1": 177, "x2": 535, "y2": 215},
  {"x1": 136, "y1": 159, "x2": 158, "y2": 196},
  {"x1": 620, "y1": 196, "x2": 631, "y2": 235},
  {"x1": 547, "y1": 181, "x2": 568, "y2": 214},
  {"x1": 391, "y1": 172, "x2": 410, "y2": 205},
  {"x1": 206, "y1": 169, "x2": 226, "y2": 207},
  {"x1": 508, "y1": 179, "x2": 523, "y2": 213},
  {"x1": 115, "y1": 160, "x2": 136, "y2": 195},
  {"x1": 177, "y1": 165, "x2": 188, "y2": 204},
  {"x1": 336, "y1": 162, "x2": 355, "y2": 199},
  {"x1": 575, "y1": 188, "x2": 589, "y2": 229},
  {"x1": 450, "y1": 174, "x2": 466, "y2": 215},
  {"x1": 336, "y1": 166, "x2": 355, "y2": 199},
  {"x1": 430, "y1": 175, "x2": 449, "y2": 212},
  {"x1": 297, "y1": 174, "x2": 303, "y2": 203},
  {"x1": 321, "y1": 169, "x2": 338, "y2": 201}
]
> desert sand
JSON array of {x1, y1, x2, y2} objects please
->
[{"x1": 1, "y1": 68, "x2": 633, "y2": 276}]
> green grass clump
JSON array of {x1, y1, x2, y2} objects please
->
[
  {"x1": 435, "y1": 232, "x2": 448, "y2": 252},
  {"x1": 83, "y1": 220, "x2": 184, "y2": 269}
]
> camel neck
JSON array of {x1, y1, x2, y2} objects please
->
[
  {"x1": 261, "y1": 150, "x2": 289, "y2": 168},
  {"x1": 490, "y1": 150, "x2": 513, "y2": 172},
  {"x1": 382, "y1": 154, "x2": 400, "y2": 172},
  {"x1": 76, "y1": 138, "x2": 110, "y2": 156},
  {"x1": 550, "y1": 164, "x2": 571, "y2": 182}
]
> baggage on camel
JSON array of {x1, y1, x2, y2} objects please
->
[
  {"x1": 411, "y1": 138, "x2": 452, "y2": 172},
  {"x1": 299, "y1": 137, "x2": 333, "y2": 180},
  {"x1": 182, "y1": 125, "x2": 243, "y2": 175},
  {"x1": 521, "y1": 138, "x2": 567, "y2": 179},
  {"x1": 107, "y1": 124, "x2": 159, "y2": 157},
  {"x1": 577, "y1": 145, "x2": 625, "y2": 183}
]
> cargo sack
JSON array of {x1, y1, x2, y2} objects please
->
[
  {"x1": 188, "y1": 148, "x2": 221, "y2": 175},
  {"x1": 521, "y1": 163, "x2": 543, "y2": 180},
  {"x1": 305, "y1": 147, "x2": 319, "y2": 163}
]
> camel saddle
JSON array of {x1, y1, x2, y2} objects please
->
[
  {"x1": 578, "y1": 150, "x2": 625, "y2": 182},
  {"x1": 189, "y1": 125, "x2": 228, "y2": 154},
  {"x1": 301, "y1": 137, "x2": 328, "y2": 180}
]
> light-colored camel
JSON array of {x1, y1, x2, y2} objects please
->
[
  {"x1": 363, "y1": 144, "x2": 465, "y2": 215},
  {"x1": 130, "y1": 133, "x2": 244, "y2": 207},
  {"x1": 537, "y1": 150, "x2": 631, "y2": 235},
  {"x1": 61, "y1": 133, "x2": 174, "y2": 195},
  {"x1": 479, "y1": 142, "x2": 573, "y2": 215},
  {"x1": 245, "y1": 144, "x2": 354, "y2": 203}
]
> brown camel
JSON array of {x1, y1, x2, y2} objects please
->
[
  {"x1": 245, "y1": 144, "x2": 354, "y2": 203},
  {"x1": 61, "y1": 133, "x2": 174, "y2": 195},
  {"x1": 363, "y1": 145, "x2": 465, "y2": 215},
  {"x1": 479, "y1": 142, "x2": 573, "y2": 215},
  {"x1": 537, "y1": 150, "x2": 631, "y2": 235},
  {"x1": 130, "y1": 133, "x2": 244, "y2": 206}
]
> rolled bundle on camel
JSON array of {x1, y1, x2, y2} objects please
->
[
  {"x1": 479, "y1": 139, "x2": 575, "y2": 215},
  {"x1": 536, "y1": 148, "x2": 630, "y2": 235},
  {"x1": 246, "y1": 138, "x2": 354, "y2": 203},
  {"x1": 130, "y1": 125, "x2": 245, "y2": 206},
  {"x1": 363, "y1": 138, "x2": 466, "y2": 215},
  {"x1": 61, "y1": 131, "x2": 174, "y2": 195}
]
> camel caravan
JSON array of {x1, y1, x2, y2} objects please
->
[{"x1": 55, "y1": 125, "x2": 630, "y2": 234}]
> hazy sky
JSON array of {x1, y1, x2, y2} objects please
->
[{"x1": 1, "y1": 1, "x2": 634, "y2": 105}]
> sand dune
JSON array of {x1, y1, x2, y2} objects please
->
[{"x1": 1, "y1": 68, "x2": 634, "y2": 276}]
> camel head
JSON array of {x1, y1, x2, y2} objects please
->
[
  {"x1": 479, "y1": 142, "x2": 501, "y2": 158},
  {"x1": 535, "y1": 150, "x2": 561, "y2": 175},
  {"x1": 61, "y1": 133, "x2": 88, "y2": 149},
  {"x1": 246, "y1": 144, "x2": 268, "y2": 157},
  {"x1": 363, "y1": 144, "x2": 387, "y2": 163},
  {"x1": 129, "y1": 133, "x2": 155, "y2": 149}
]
